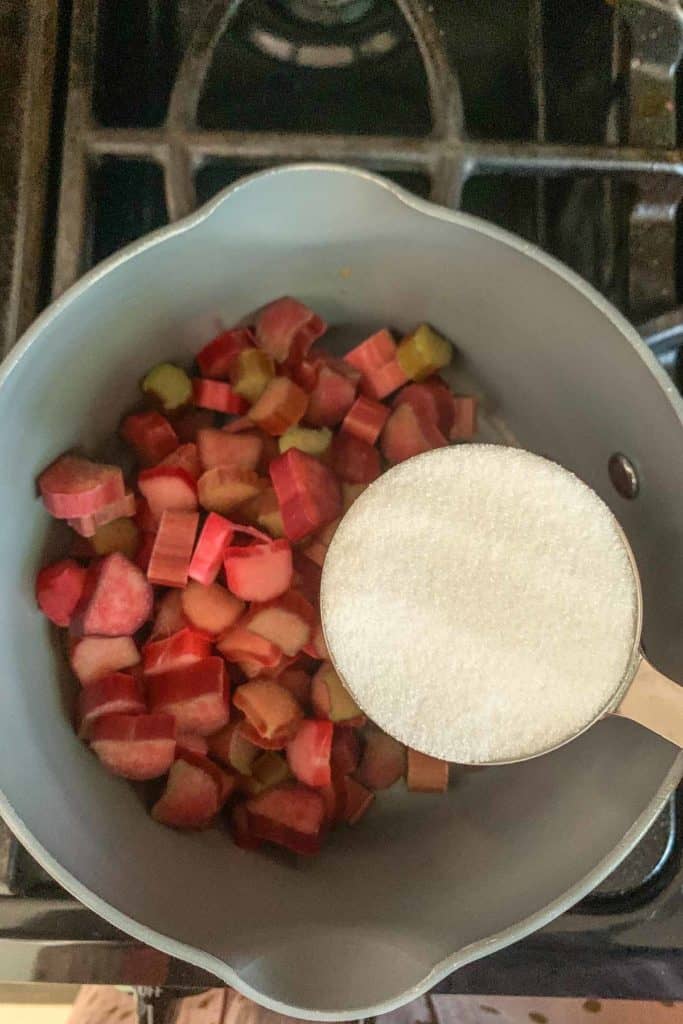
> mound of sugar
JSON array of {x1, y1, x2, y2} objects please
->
[{"x1": 320, "y1": 445, "x2": 639, "y2": 763}]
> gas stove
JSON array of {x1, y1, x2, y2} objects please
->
[{"x1": 3, "y1": 0, "x2": 683, "y2": 1005}]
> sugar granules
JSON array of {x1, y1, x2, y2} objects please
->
[{"x1": 321, "y1": 445, "x2": 639, "y2": 763}]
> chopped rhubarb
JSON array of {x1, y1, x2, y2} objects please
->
[
  {"x1": 393, "y1": 382, "x2": 441, "y2": 427},
  {"x1": 197, "y1": 328, "x2": 254, "y2": 379},
  {"x1": 217, "y1": 624, "x2": 282, "y2": 670},
  {"x1": 245, "y1": 783, "x2": 326, "y2": 855},
  {"x1": 303, "y1": 618, "x2": 329, "y2": 660},
  {"x1": 311, "y1": 663, "x2": 362, "y2": 724},
  {"x1": 230, "y1": 348, "x2": 275, "y2": 404},
  {"x1": 208, "y1": 721, "x2": 259, "y2": 775},
  {"x1": 451, "y1": 395, "x2": 478, "y2": 440},
  {"x1": 380, "y1": 402, "x2": 447, "y2": 464},
  {"x1": 159, "y1": 443, "x2": 201, "y2": 479},
  {"x1": 120, "y1": 411, "x2": 179, "y2": 465},
  {"x1": 244, "y1": 591, "x2": 315, "y2": 657},
  {"x1": 152, "y1": 756, "x2": 220, "y2": 828},
  {"x1": 341, "y1": 776, "x2": 374, "y2": 824},
  {"x1": 342, "y1": 395, "x2": 390, "y2": 445},
  {"x1": 78, "y1": 672, "x2": 145, "y2": 738},
  {"x1": 147, "y1": 656, "x2": 229, "y2": 735},
  {"x1": 330, "y1": 432, "x2": 381, "y2": 484},
  {"x1": 238, "y1": 720, "x2": 295, "y2": 750},
  {"x1": 231, "y1": 802, "x2": 262, "y2": 849},
  {"x1": 396, "y1": 323, "x2": 452, "y2": 381},
  {"x1": 36, "y1": 559, "x2": 87, "y2": 627},
  {"x1": 138, "y1": 466, "x2": 198, "y2": 520},
  {"x1": 330, "y1": 726, "x2": 361, "y2": 775},
  {"x1": 181, "y1": 580, "x2": 244, "y2": 636},
  {"x1": 341, "y1": 481, "x2": 368, "y2": 512},
  {"x1": 70, "y1": 636, "x2": 140, "y2": 685},
  {"x1": 239, "y1": 487, "x2": 285, "y2": 539},
  {"x1": 269, "y1": 448, "x2": 341, "y2": 542},
  {"x1": 344, "y1": 328, "x2": 407, "y2": 400},
  {"x1": 71, "y1": 552, "x2": 152, "y2": 637},
  {"x1": 188, "y1": 511, "x2": 234, "y2": 585},
  {"x1": 248, "y1": 377, "x2": 308, "y2": 436},
  {"x1": 277, "y1": 668, "x2": 312, "y2": 705},
  {"x1": 406, "y1": 749, "x2": 449, "y2": 792},
  {"x1": 287, "y1": 719, "x2": 332, "y2": 787},
  {"x1": 356, "y1": 725, "x2": 406, "y2": 790},
  {"x1": 142, "y1": 627, "x2": 211, "y2": 676},
  {"x1": 223, "y1": 537, "x2": 292, "y2": 601},
  {"x1": 197, "y1": 429, "x2": 263, "y2": 473},
  {"x1": 135, "y1": 498, "x2": 157, "y2": 535},
  {"x1": 305, "y1": 358, "x2": 359, "y2": 428},
  {"x1": 420, "y1": 376, "x2": 458, "y2": 435},
  {"x1": 176, "y1": 733, "x2": 209, "y2": 757},
  {"x1": 152, "y1": 590, "x2": 187, "y2": 638},
  {"x1": 135, "y1": 532, "x2": 155, "y2": 573},
  {"x1": 174, "y1": 408, "x2": 214, "y2": 444},
  {"x1": 302, "y1": 540, "x2": 326, "y2": 569},
  {"x1": 255, "y1": 297, "x2": 326, "y2": 365},
  {"x1": 68, "y1": 491, "x2": 138, "y2": 538},
  {"x1": 89, "y1": 517, "x2": 140, "y2": 559},
  {"x1": 91, "y1": 712, "x2": 176, "y2": 780},
  {"x1": 141, "y1": 362, "x2": 192, "y2": 411},
  {"x1": 233, "y1": 679, "x2": 302, "y2": 742},
  {"x1": 250, "y1": 750, "x2": 292, "y2": 791},
  {"x1": 192, "y1": 378, "x2": 248, "y2": 414},
  {"x1": 292, "y1": 550, "x2": 322, "y2": 604},
  {"x1": 197, "y1": 466, "x2": 263, "y2": 513},
  {"x1": 146, "y1": 510, "x2": 199, "y2": 588},
  {"x1": 39, "y1": 454, "x2": 125, "y2": 519},
  {"x1": 223, "y1": 414, "x2": 254, "y2": 434},
  {"x1": 278, "y1": 425, "x2": 332, "y2": 458}
]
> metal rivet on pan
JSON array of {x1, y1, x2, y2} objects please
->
[{"x1": 608, "y1": 453, "x2": 639, "y2": 499}]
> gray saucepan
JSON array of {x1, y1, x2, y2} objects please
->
[{"x1": 0, "y1": 164, "x2": 682, "y2": 1020}]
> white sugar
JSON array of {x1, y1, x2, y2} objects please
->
[{"x1": 320, "y1": 446, "x2": 639, "y2": 763}]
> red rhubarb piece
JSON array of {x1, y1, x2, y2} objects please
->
[
  {"x1": 345, "y1": 328, "x2": 407, "y2": 400},
  {"x1": 196, "y1": 328, "x2": 254, "y2": 379},
  {"x1": 68, "y1": 491, "x2": 137, "y2": 538},
  {"x1": 71, "y1": 552, "x2": 152, "y2": 637},
  {"x1": 197, "y1": 466, "x2": 263, "y2": 513},
  {"x1": 245, "y1": 783, "x2": 325, "y2": 854},
  {"x1": 277, "y1": 668, "x2": 312, "y2": 705},
  {"x1": 286, "y1": 719, "x2": 333, "y2": 787},
  {"x1": 223, "y1": 538, "x2": 293, "y2": 602},
  {"x1": 138, "y1": 466, "x2": 197, "y2": 520},
  {"x1": 244, "y1": 591, "x2": 315, "y2": 657},
  {"x1": 78, "y1": 672, "x2": 145, "y2": 738},
  {"x1": 176, "y1": 733, "x2": 209, "y2": 757},
  {"x1": 233, "y1": 679, "x2": 303, "y2": 742},
  {"x1": 36, "y1": 559, "x2": 87, "y2": 627},
  {"x1": 305, "y1": 358, "x2": 359, "y2": 428},
  {"x1": 159, "y1": 443, "x2": 201, "y2": 479},
  {"x1": 70, "y1": 636, "x2": 140, "y2": 685},
  {"x1": 341, "y1": 776, "x2": 374, "y2": 824},
  {"x1": 451, "y1": 395, "x2": 478, "y2": 440},
  {"x1": 217, "y1": 625, "x2": 282, "y2": 670},
  {"x1": 269, "y1": 448, "x2": 341, "y2": 542},
  {"x1": 38, "y1": 454, "x2": 125, "y2": 519},
  {"x1": 248, "y1": 377, "x2": 308, "y2": 436},
  {"x1": 406, "y1": 749, "x2": 449, "y2": 792},
  {"x1": 380, "y1": 402, "x2": 447, "y2": 464},
  {"x1": 147, "y1": 656, "x2": 229, "y2": 736},
  {"x1": 192, "y1": 378, "x2": 248, "y2": 414},
  {"x1": 151, "y1": 755, "x2": 220, "y2": 828},
  {"x1": 197, "y1": 429, "x2": 263, "y2": 472},
  {"x1": 152, "y1": 590, "x2": 187, "y2": 639},
  {"x1": 142, "y1": 627, "x2": 211, "y2": 676},
  {"x1": 330, "y1": 726, "x2": 361, "y2": 775},
  {"x1": 330, "y1": 432, "x2": 381, "y2": 484},
  {"x1": 146, "y1": 510, "x2": 199, "y2": 587},
  {"x1": 342, "y1": 395, "x2": 390, "y2": 445},
  {"x1": 121, "y1": 411, "x2": 179, "y2": 465},
  {"x1": 208, "y1": 721, "x2": 259, "y2": 774},
  {"x1": 255, "y1": 297, "x2": 326, "y2": 365},
  {"x1": 174, "y1": 408, "x2": 214, "y2": 444},
  {"x1": 181, "y1": 580, "x2": 244, "y2": 637},
  {"x1": 188, "y1": 512, "x2": 234, "y2": 585},
  {"x1": 356, "y1": 725, "x2": 406, "y2": 790},
  {"x1": 91, "y1": 713, "x2": 176, "y2": 780}
]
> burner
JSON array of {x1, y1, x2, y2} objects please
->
[
  {"x1": 278, "y1": 0, "x2": 376, "y2": 26},
  {"x1": 247, "y1": 0, "x2": 400, "y2": 68}
]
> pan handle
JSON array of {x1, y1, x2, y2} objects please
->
[{"x1": 612, "y1": 654, "x2": 683, "y2": 747}]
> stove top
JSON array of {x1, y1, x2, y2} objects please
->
[{"x1": 3, "y1": 0, "x2": 683, "y2": 1000}]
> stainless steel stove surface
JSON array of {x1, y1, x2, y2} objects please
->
[{"x1": 3, "y1": 0, "x2": 683, "y2": 999}]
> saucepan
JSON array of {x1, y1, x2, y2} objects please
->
[{"x1": 0, "y1": 164, "x2": 682, "y2": 1020}]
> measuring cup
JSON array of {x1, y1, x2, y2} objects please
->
[{"x1": 320, "y1": 445, "x2": 683, "y2": 766}]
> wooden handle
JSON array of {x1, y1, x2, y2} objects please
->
[{"x1": 613, "y1": 655, "x2": 683, "y2": 748}]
